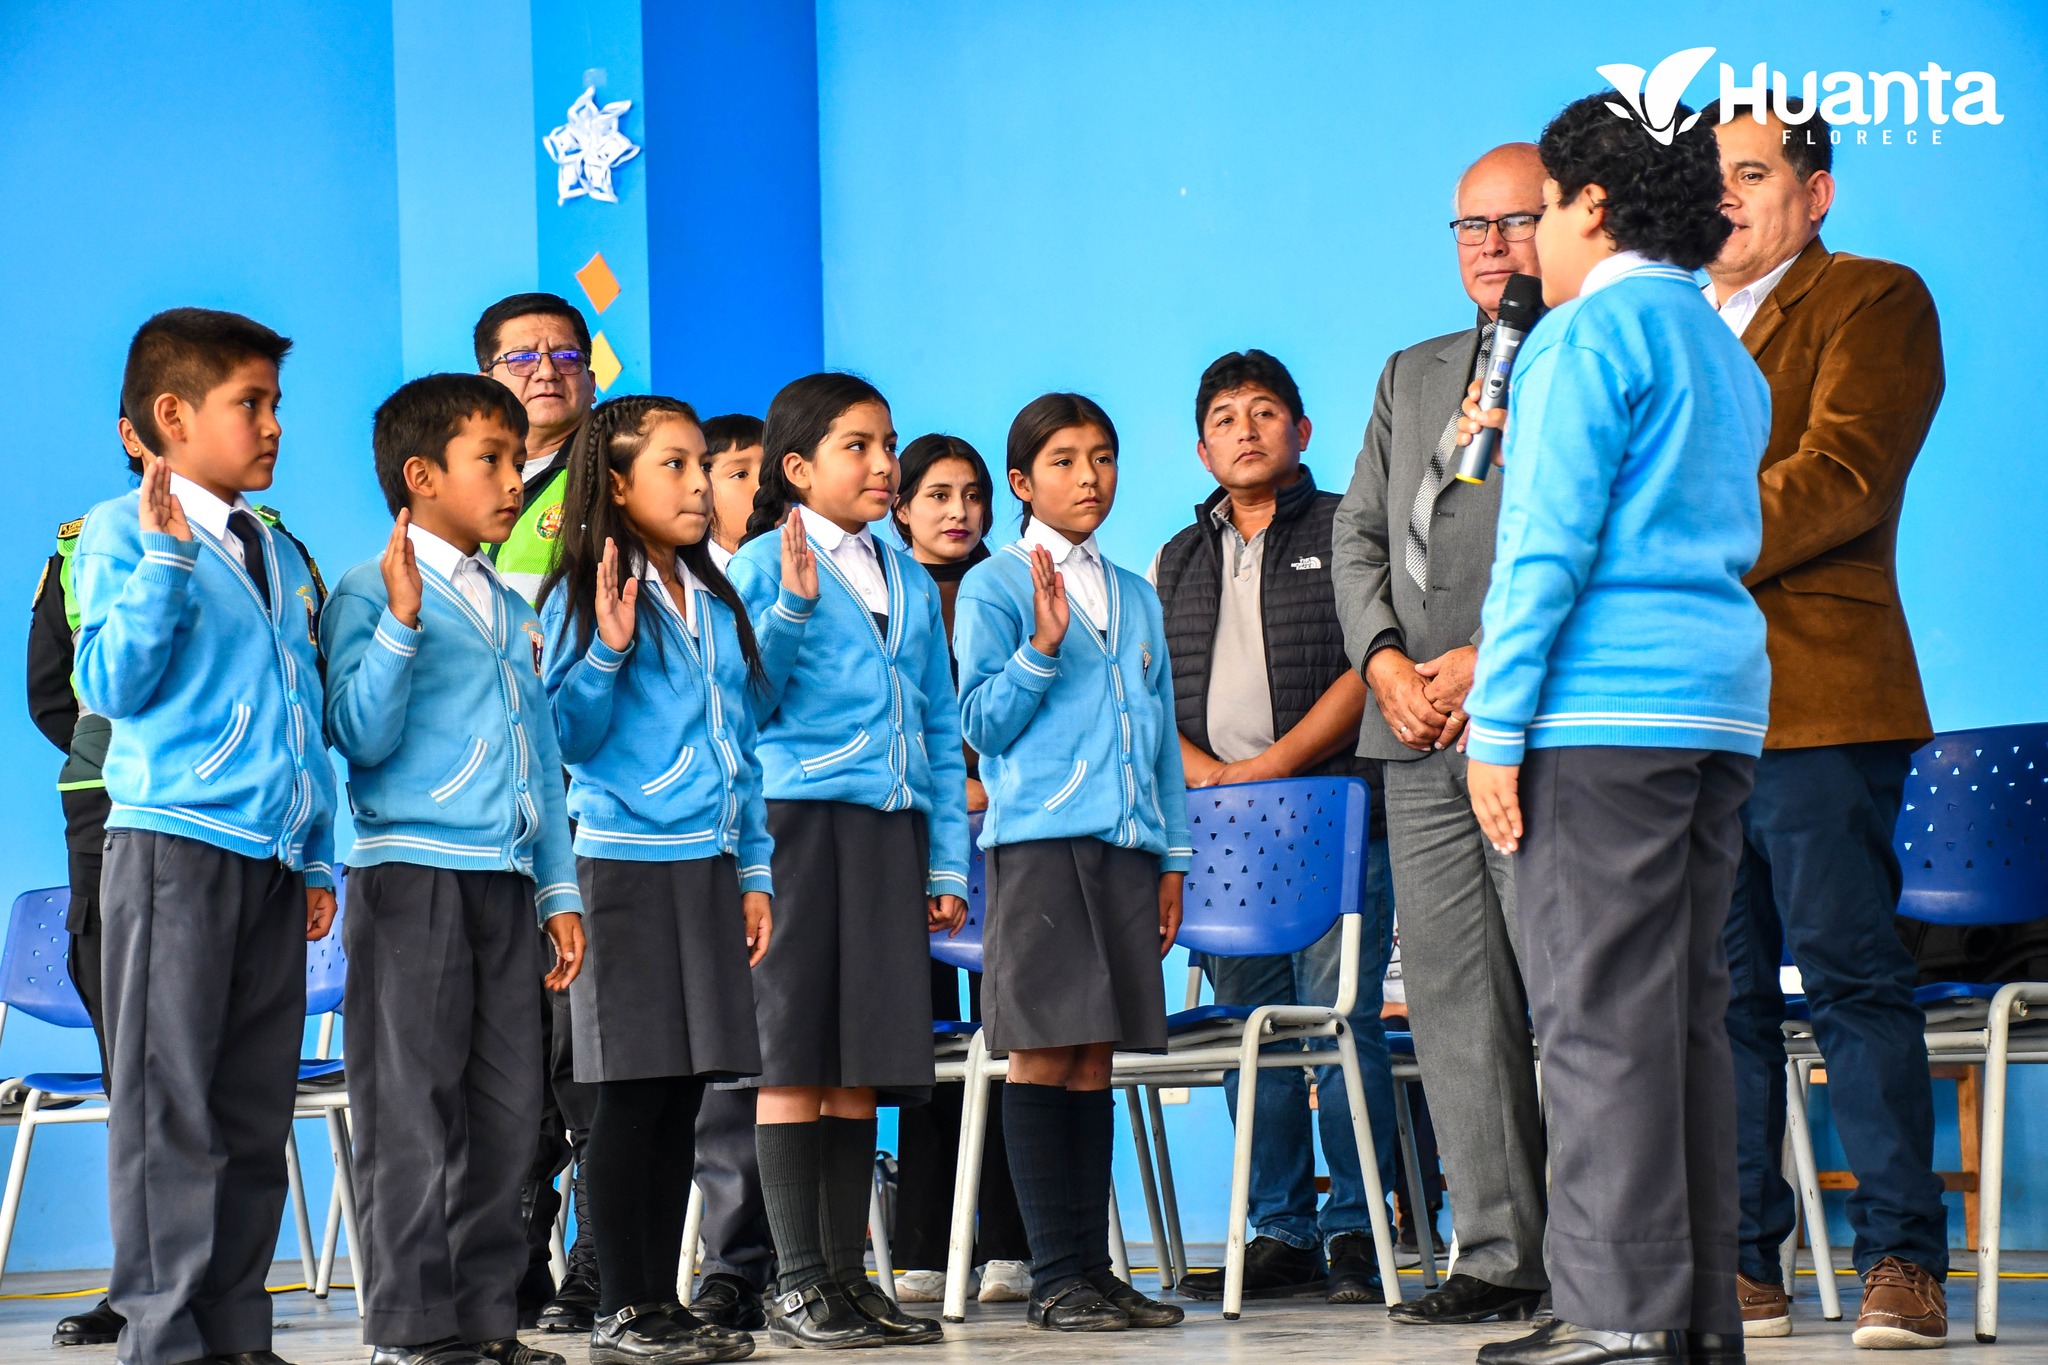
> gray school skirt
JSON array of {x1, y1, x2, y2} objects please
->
[
  {"x1": 983, "y1": 837, "x2": 1168, "y2": 1053},
  {"x1": 748, "y1": 801, "x2": 935, "y2": 1105},
  {"x1": 570, "y1": 854, "x2": 763, "y2": 1084}
]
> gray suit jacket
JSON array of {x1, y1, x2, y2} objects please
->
[{"x1": 1332, "y1": 324, "x2": 1506, "y2": 762}]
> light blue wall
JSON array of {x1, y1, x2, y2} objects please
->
[{"x1": 815, "y1": 0, "x2": 2048, "y2": 1248}]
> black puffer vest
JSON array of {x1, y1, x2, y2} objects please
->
[{"x1": 1154, "y1": 468, "x2": 1382, "y2": 827}]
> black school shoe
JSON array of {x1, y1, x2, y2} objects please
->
[
  {"x1": 589, "y1": 1304, "x2": 756, "y2": 1364},
  {"x1": 1688, "y1": 1333, "x2": 1743, "y2": 1365},
  {"x1": 764, "y1": 1283, "x2": 886, "y2": 1349},
  {"x1": 1087, "y1": 1272, "x2": 1183, "y2": 1327},
  {"x1": 1026, "y1": 1281, "x2": 1129, "y2": 1332},
  {"x1": 1476, "y1": 1320, "x2": 1685, "y2": 1365},
  {"x1": 842, "y1": 1279, "x2": 943, "y2": 1344},
  {"x1": 471, "y1": 1337, "x2": 567, "y2": 1365},
  {"x1": 1325, "y1": 1232, "x2": 1386, "y2": 1304},
  {"x1": 215, "y1": 1354, "x2": 301, "y2": 1365},
  {"x1": 1177, "y1": 1235, "x2": 1327, "y2": 1300},
  {"x1": 537, "y1": 1257, "x2": 600, "y2": 1334},
  {"x1": 53, "y1": 1296, "x2": 125, "y2": 1346},
  {"x1": 370, "y1": 1340, "x2": 490, "y2": 1365},
  {"x1": 1387, "y1": 1271, "x2": 1545, "y2": 1324},
  {"x1": 691, "y1": 1274, "x2": 768, "y2": 1331}
]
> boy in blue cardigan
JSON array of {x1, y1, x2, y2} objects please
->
[
  {"x1": 322, "y1": 374, "x2": 584, "y2": 1365},
  {"x1": 1457, "y1": 95, "x2": 1771, "y2": 1365},
  {"x1": 75, "y1": 308, "x2": 337, "y2": 1365}
]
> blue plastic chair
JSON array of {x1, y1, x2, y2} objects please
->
[{"x1": 1779, "y1": 724, "x2": 2048, "y2": 1342}]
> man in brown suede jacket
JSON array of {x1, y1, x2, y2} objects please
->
[{"x1": 1702, "y1": 98, "x2": 1949, "y2": 1350}]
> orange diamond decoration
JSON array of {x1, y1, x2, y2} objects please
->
[
  {"x1": 575, "y1": 251, "x2": 622, "y2": 313},
  {"x1": 589, "y1": 332, "x2": 624, "y2": 391}
]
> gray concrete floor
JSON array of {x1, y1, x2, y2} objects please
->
[{"x1": 0, "y1": 1250, "x2": 2039, "y2": 1362}]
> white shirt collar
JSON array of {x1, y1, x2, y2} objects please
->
[
  {"x1": 406, "y1": 523, "x2": 502, "y2": 587},
  {"x1": 167, "y1": 472, "x2": 252, "y2": 544},
  {"x1": 707, "y1": 539, "x2": 734, "y2": 571},
  {"x1": 1703, "y1": 251, "x2": 1800, "y2": 334},
  {"x1": 641, "y1": 553, "x2": 706, "y2": 633},
  {"x1": 803, "y1": 512, "x2": 878, "y2": 556},
  {"x1": 1580, "y1": 249, "x2": 1665, "y2": 298},
  {"x1": 1020, "y1": 516, "x2": 1101, "y2": 567}
]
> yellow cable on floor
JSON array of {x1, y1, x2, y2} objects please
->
[{"x1": 0, "y1": 1283, "x2": 355, "y2": 1300}]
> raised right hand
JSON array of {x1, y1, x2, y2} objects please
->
[
  {"x1": 1028, "y1": 544, "x2": 1069, "y2": 657},
  {"x1": 781, "y1": 506, "x2": 819, "y2": 600},
  {"x1": 594, "y1": 536, "x2": 639, "y2": 652},
  {"x1": 138, "y1": 459, "x2": 191, "y2": 542},
  {"x1": 381, "y1": 510, "x2": 423, "y2": 628},
  {"x1": 1365, "y1": 649, "x2": 1445, "y2": 751}
]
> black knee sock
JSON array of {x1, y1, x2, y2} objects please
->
[
  {"x1": 757, "y1": 1120, "x2": 830, "y2": 1296},
  {"x1": 1003, "y1": 1082, "x2": 1082, "y2": 1298},
  {"x1": 1067, "y1": 1088, "x2": 1117, "y2": 1280},
  {"x1": 818, "y1": 1114, "x2": 878, "y2": 1286},
  {"x1": 589, "y1": 1076, "x2": 687, "y2": 1314}
]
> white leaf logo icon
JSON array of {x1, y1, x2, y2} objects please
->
[{"x1": 1597, "y1": 46, "x2": 1715, "y2": 144}]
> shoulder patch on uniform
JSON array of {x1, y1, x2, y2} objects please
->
[
  {"x1": 252, "y1": 504, "x2": 281, "y2": 526},
  {"x1": 32, "y1": 561, "x2": 50, "y2": 608},
  {"x1": 57, "y1": 516, "x2": 85, "y2": 540}
]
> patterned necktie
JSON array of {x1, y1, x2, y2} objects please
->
[{"x1": 1405, "y1": 322, "x2": 1496, "y2": 592}]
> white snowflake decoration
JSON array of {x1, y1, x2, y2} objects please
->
[{"x1": 544, "y1": 87, "x2": 641, "y2": 205}]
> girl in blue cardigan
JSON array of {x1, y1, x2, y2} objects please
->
[
  {"x1": 538, "y1": 395, "x2": 769, "y2": 1365},
  {"x1": 953, "y1": 393, "x2": 1190, "y2": 1333},
  {"x1": 724, "y1": 373, "x2": 970, "y2": 1350}
]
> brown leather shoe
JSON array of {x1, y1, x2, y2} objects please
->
[
  {"x1": 1852, "y1": 1256, "x2": 1946, "y2": 1349},
  {"x1": 1737, "y1": 1273, "x2": 1792, "y2": 1338}
]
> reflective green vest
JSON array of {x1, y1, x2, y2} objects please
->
[{"x1": 487, "y1": 463, "x2": 569, "y2": 606}]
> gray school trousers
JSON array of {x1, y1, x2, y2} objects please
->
[
  {"x1": 1381, "y1": 747, "x2": 1549, "y2": 1290},
  {"x1": 101, "y1": 831, "x2": 306, "y2": 1365},
  {"x1": 344, "y1": 863, "x2": 543, "y2": 1348},
  {"x1": 1517, "y1": 746, "x2": 1753, "y2": 1334}
]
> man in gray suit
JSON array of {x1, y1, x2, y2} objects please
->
[{"x1": 1332, "y1": 142, "x2": 1550, "y2": 1327}]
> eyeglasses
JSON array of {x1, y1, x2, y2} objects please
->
[
  {"x1": 1449, "y1": 213, "x2": 1541, "y2": 246},
  {"x1": 490, "y1": 348, "x2": 589, "y2": 377}
]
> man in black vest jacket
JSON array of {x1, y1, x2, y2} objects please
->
[{"x1": 1152, "y1": 350, "x2": 1398, "y2": 1306}]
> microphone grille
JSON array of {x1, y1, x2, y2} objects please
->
[{"x1": 1497, "y1": 273, "x2": 1545, "y2": 330}]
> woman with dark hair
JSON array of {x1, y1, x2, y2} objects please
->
[
  {"x1": 883, "y1": 435, "x2": 1034, "y2": 1306},
  {"x1": 1454, "y1": 93, "x2": 1770, "y2": 1365}
]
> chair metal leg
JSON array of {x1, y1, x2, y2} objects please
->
[
  {"x1": 1783, "y1": 1059, "x2": 1840, "y2": 1321},
  {"x1": 1777, "y1": 1121, "x2": 1799, "y2": 1292},
  {"x1": 0, "y1": 1091, "x2": 44, "y2": 1283},
  {"x1": 1223, "y1": 1031, "x2": 1263, "y2": 1320},
  {"x1": 1144, "y1": 1085, "x2": 1187, "y2": 1287},
  {"x1": 1334, "y1": 1024, "x2": 1403, "y2": 1306},
  {"x1": 1120, "y1": 1087, "x2": 1170, "y2": 1289},
  {"x1": 870, "y1": 1162, "x2": 898, "y2": 1302},
  {"x1": 943, "y1": 1033, "x2": 992, "y2": 1322},
  {"x1": 678, "y1": 1180, "x2": 705, "y2": 1305},
  {"x1": 324, "y1": 1108, "x2": 365, "y2": 1318},
  {"x1": 315, "y1": 1174, "x2": 342, "y2": 1296},
  {"x1": 284, "y1": 1124, "x2": 317, "y2": 1290},
  {"x1": 1108, "y1": 1184, "x2": 1131, "y2": 1284},
  {"x1": 1975, "y1": 985, "x2": 2025, "y2": 1344},
  {"x1": 1391, "y1": 1077, "x2": 1439, "y2": 1289}
]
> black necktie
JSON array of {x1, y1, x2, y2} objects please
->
[{"x1": 227, "y1": 509, "x2": 271, "y2": 609}]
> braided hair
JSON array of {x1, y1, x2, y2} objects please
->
[
  {"x1": 743, "y1": 372, "x2": 890, "y2": 542},
  {"x1": 539, "y1": 394, "x2": 766, "y2": 687}
]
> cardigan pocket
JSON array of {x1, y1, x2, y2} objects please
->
[
  {"x1": 640, "y1": 744, "x2": 697, "y2": 795},
  {"x1": 193, "y1": 703, "x2": 253, "y2": 783},
  {"x1": 1043, "y1": 759, "x2": 1089, "y2": 812},
  {"x1": 799, "y1": 729, "x2": 871, "y2": 778},
  {"x1": 430, "y1": 737, "x2": 492, "y2": 805}
]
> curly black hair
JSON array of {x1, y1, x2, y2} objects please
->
[{"x1": 1539, "y1": 91, "x2": 1732, "y2": 271}]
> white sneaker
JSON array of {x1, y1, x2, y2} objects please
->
[
  {"x1": 977, "y1": 1260, "x2": 1032, "y2": 1302},
  {"x1": 895, "y1": 1269, "x2": 947, "y2": 1302}
]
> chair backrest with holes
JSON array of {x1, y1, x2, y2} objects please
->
[
  {"x1": 1177, "y1": 777, "x2": 1368, "y2": 958},
  {"x1": 930, "y1": 814, "x2": 986, "y2": 972},
  {"x1": 305, "y1": 871, "x2": 349, "y2": 1016},
  {"x1": 0, "y1": 887, "x2": 92, "y2": 1029},
  {"x1": 1895, "y1": 724, "x2": 2048, "y2": 927}
]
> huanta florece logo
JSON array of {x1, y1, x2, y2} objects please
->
[{"x1": 1599, "y1": 47, "x2": 2002, "y2": 147}]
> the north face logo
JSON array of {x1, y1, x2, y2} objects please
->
[{"x1": 1598, "y1": 47, "x2": 1715, "y2": 145}]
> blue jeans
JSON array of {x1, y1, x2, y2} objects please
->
[
  {"x1": 1723, "y1": 743, "x2": 1948, "y2": 1282},
  {"x1": 1202, "y1": 834, "x2": 1397, "y2": 1254}
]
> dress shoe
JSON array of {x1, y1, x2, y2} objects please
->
[
  {"x1": 589, "y1": 1304, "x2": 755, "y2": 1363},
  {"x1": 1736, "y1": 1272, "x2": 1791, "y2": 1338},
  {"x1": 537, "y1": 1260, "x2": 600, "y2": 1334},
  {"x1": 842, "y1": 1279, "x2": 942, "y2": 1344},
  {"x1": 470, "y1": 1337, "x2": 567, "y2": 1365},
  {"x1": 764, "y1": 1283, "x2": 886, "y2": 1349},
  {"x1": 53, "y1": 1296, "x2": 125, "y2": 1346},
  {"x1": 1177, "y1": 1235, "x2": 1326, "y2": 1300},
  {"x1": 216, "y1": 1354, "x2": 300, "y2": 1365},
  {"x1": 1475, "y1": 1319, "x2": 1685, "y2": 1365},
  {"x1": 1088, "y1": 1272, "x2": 1183, "y2": 1327},
  {"x1": 1388, "y1": 1271, "x2": 1545, "y2": 1325},
  {"x1": 1026, "y1": 1281, "x2": 1129, "y2": 1332},
  {"x1": 1851, "y1": 1255, "x2": 1946, "y2": 1349},
  {"x1": 1326, "y1": 1232, "x2": 1386, "y2": 1305},
  {"x1": 691, "y1": 1274, "x2": 767, "y2": 1331},
  {"x1": 1690, "y1": 1332, "x2": 1744, "y2": 1365},
  {"x1": 371, "y1": 1340, "x2": 491, "y2": 1365}
]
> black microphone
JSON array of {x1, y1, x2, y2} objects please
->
[{"x1": 1454, "y1": 273, "x2": 1546, "y2": 484}]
